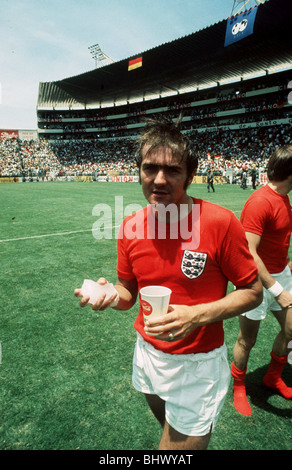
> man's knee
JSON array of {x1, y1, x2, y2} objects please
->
[
  {"x1": 237, "y1": 317, "x2": 261, "y2": 352},
  {"x1": 158, "y1": 421, "x2": 211, "y2": 451},
  {"x1": 237, "y1": 332, "x2": 258, "y2": 352}
]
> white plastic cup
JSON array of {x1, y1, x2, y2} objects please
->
[
  {"x1": 81, "y1": 279, "x2": 118, "y2": 306},
  {"x1": 140, "y1": 285, "x2": 172, "y2": 334}
]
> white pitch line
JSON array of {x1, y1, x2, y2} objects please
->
[
  {"x1": 0, "y1": 226, "x2": 121, "y2": 243},
  {"x1": 0, "y1": 212, "x2": 242, "y2": 243}
]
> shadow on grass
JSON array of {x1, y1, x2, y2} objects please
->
[{"x1": 245, "y1": 364, "x2": 292, "y2": 418}]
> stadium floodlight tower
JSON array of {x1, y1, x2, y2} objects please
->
[
  {"x1": 88, "y1": 43, "x2": 115, "y2": 68},
  {"x1": 231, "y1": 0, "x2": 265, "y2": 16}
]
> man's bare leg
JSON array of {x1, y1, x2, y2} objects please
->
[
  {"x1": 159, "y1": 421, "x2": 211, "y2": 450},
  {"x1": 144, "y1": 394, "x2": 211, "y2": 450},
  {"x1": 145, "y1": 393, "x2": 165, "y2": 428},
  {"x1": 262, "y1": 309, "x2": 292, "y2": 398}
]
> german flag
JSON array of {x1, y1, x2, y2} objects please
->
[{"x1": 128, "y1": 56, "x2": 142, "y2": 71}]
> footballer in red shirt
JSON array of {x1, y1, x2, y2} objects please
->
[
  {"x1": 75, "y1": 116, "x2": 262, "y2": 450},
  {"x1": 232, "y1": 145, "x2": 292, "y2": 417}
]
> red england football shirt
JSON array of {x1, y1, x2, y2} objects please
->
[
  {"x1": 240, "y1": 184, "x2": 292, "y2": 274},
  {"x1": 117, "y1": 198, "x2": 258, "y2": 354}
]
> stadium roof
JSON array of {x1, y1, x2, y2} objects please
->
[{"x1": 38, "y1": 0, "x2": 292, "y2": 110}]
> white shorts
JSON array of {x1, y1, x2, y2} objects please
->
[
  {"x1": 132, "y1": 333, "x2": 230, "y2": 437},
  {"x1": 242, "y1": 265, "x2": 292, "y2": 321}
]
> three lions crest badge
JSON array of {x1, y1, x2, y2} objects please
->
[{"x1": 181, "y1": 250, "x2": 207, "y2": 280}]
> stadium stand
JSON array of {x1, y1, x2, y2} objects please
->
[{"x1": 1, "y1": 0, "x2": 291, "y2": 183}]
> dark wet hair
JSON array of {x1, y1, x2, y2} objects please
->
[
  {"x1": 267, "y1": 145, "x2": 292, "y2": 181},
  {"x1": 135, "y1": 114, "x2": 198, "y2": 183}
]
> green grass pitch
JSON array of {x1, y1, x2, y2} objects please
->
[{"x1": 0, "y1": 181, "x2": 291, "y2": 450}]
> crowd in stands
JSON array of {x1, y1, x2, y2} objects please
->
[{"x1": 0, "y1": 124, "x2": 291, "y2": 181}]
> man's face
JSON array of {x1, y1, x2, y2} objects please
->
[{"x1": 140, "y1": 145, "x2": 190, "y2": 207}]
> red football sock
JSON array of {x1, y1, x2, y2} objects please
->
[
  {"x1": 231, "y1": 362, "x2": 252, "y2": 416},
  {"x1": 263, "y1": 351, "x2": 292, "y2": 399}
]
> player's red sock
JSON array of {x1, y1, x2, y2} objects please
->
[
  {"x1": 231, "y1": 362, "x2": 252, "y2": 416},
  {"x1": 263, "y1": 351, "x2": 292, "y2": 399}
]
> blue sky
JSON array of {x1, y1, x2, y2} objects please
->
[{"x1": 0, "y1": 0, "x2": 237, "y2": 130}]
